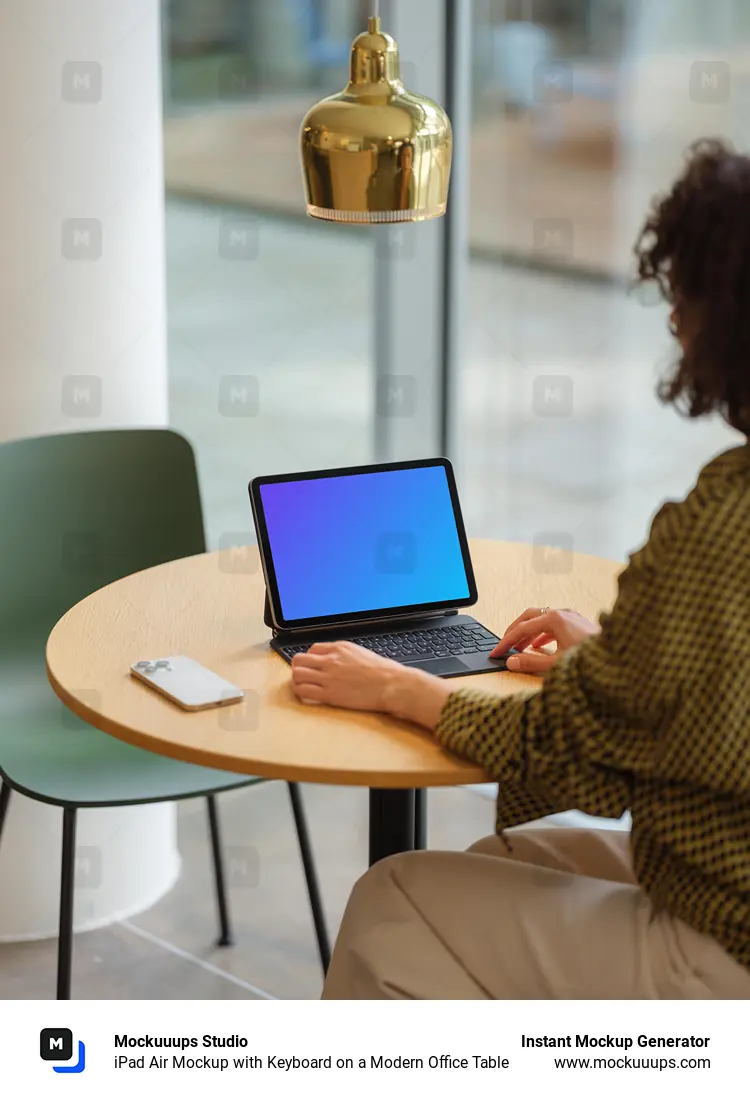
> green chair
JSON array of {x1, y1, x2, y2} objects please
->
[{"x1": 0, "y1": 429, "x2": 330, "y2": 998}]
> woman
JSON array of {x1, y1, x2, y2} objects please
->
[{"x1": 292, "y1": 139, "x2": 750, "y2": 999}]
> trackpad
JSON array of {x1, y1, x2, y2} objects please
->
[{"x1": 404, "y1": 656, "x2": 470, "y2": 676}]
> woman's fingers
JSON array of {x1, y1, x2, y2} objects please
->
[
  {"x1": 291, "y1": 651, "x2": 327, "y2": 669},
  {"x1": 292, "y1": 641, "x2": 354, "y2": 672},
  {"x1": 505, "y1": 649, "x2": 557, "y2": 674},
  {"x1": 294, "y1": 681, "x2": 327, "y2": 704},
  {"x1": 501, "y1": 607, "x2": 549, "y2": 635},
  {"x1": 491, "y1": 627, "x2": 536, "y2": 657},
  {"x1": 291, "y1": 653, "x2": 328, "y2": 685},
  {"x1": 492, "y1": 613, "x2": 551, "y2": 655},
  {"x1": 531, "y1": 632, "x2": 555, "y2": 649}
]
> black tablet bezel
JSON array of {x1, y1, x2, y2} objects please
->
[{"x1": 249, "y1": 458, "x2": 478, "y2": 632}]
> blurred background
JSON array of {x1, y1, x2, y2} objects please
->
[{"x1": 162, "y1": 0, "x2": 747, "y2": 566}]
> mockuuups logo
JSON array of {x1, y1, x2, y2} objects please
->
[{"x1": 40, "y1": 1029, "x2": 86, "y2": 1074}]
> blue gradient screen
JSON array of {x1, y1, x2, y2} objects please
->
[{"x1": 260, "y1": 465, "x2": 470, "y2": 622}]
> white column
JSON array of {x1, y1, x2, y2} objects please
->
[{"x1": 0, "y1": 0, "x2": 179, "y2": 940}]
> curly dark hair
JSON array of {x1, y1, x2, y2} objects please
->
[{"x1": 634, "y1": 138, "x2": 750, "y2": 435}]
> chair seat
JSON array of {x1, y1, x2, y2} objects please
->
[{"x1": 0, "y1": 658, "x2": 261, "y2": 809}]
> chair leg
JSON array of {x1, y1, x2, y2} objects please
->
[
  {"x1": 57, "y1": 807, "x2": 77, "y2": 1000},
  {"x1": 206, "y1": 795, "x2": 234, "y2": 947},
  {"x1": 287, "y1": 782, "x2": 330, "y2": 975},
  {"x1": 0, "y1": 782, "x2": 12, "y2": 844}
]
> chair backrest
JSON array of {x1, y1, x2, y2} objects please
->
[{"x1": 0, "y1": 429, "x2": 206, "y2": 651}]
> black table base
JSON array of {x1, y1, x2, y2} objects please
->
[{"x1": 369, "y1": 789, "x2": 426, "y2": 866}]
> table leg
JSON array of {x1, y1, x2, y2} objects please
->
[
  {"x1": 369, "y1": 789, "x2": 415, "y2": 866},
  {"x1": 414, "y1": 788, "x2": 427, "y2": 850}
]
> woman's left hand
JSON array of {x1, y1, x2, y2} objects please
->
[
  {"x1": 291, "y1": 641, "x2": 454, "y2": 729},
  {"x1": 291, "y1": 641, "x2": 402, "y2": 712}
]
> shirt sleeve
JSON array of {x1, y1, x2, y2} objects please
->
[{"x1": 433, "y1": 470, "x2": 734, "y2": 825}]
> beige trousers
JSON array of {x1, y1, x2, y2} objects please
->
[{"x1": 322, "y1": 827, "x2": 750, "y2": 999}]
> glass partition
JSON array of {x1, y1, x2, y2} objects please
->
[{"x1": 461, "y1": 0, "x2": 742, "y2": 563}]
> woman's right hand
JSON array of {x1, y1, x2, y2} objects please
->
[{"x1": 492, "y1": 607, "x2": 600, "y2": 674}]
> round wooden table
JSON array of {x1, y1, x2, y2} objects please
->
[{"x1": 46, "y1": 539, "x2": 621, "y2": 864}]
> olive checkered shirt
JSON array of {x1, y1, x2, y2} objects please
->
[{"x1": 435, "y1": 442, "x2": 750, "y2": 971}]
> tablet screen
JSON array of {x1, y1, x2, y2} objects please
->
[{"x1": 254, "y1": 462, "x2": 474, "y2": 627}]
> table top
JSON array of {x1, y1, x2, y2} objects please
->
[{"x1": 46, "y1": 540, "x2": 622, "y2": 788}]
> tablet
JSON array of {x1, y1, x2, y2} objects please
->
[{"x1": 249, "y1": 458, "x2": 478, "y2": 632}]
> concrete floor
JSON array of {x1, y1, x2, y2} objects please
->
[{"x1": 0, "y1": 783, "x2": 495, "y2": 1000}]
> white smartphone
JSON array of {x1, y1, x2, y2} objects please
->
[{"x1": 129, "y1": 656, "x2": 245, "y2": 712}]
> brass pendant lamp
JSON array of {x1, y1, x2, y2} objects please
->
[{"x1": 300, "y1": 8, "x2": 452, "y2": 223}]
